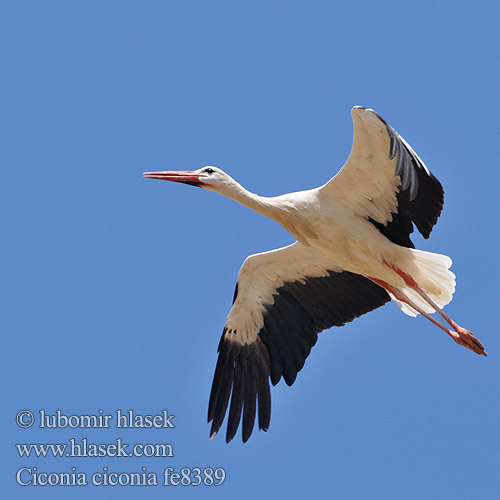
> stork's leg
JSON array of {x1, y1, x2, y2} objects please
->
[
  {"x1": 369, "y1": 277, "x2": 460, "y2": 340},
  {"x1": 379, "y1": 263, "x2": 486, "y2": 356}
]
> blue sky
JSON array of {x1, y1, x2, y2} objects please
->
[{"x1": 2, "y1": 1, "x2": 499, "y2": 499}]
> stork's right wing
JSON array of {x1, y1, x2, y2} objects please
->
[
  {"x1": 208, "y1": 242, "x2": 390, "y2": 443},
  {"x1": 322, "y1": 107, "x2": 444, "y2": 248}
]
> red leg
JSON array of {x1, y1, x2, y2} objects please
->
[{"x1": 370, "y1": 273, "x2": 487, "y2": 356}]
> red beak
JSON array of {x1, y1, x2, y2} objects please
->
[{"x1": 143, "y1": 170, "x2": 204, "y2": 187}]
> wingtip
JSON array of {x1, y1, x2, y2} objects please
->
[
  {"x1": 351, "y1": 105, "x2": 365, "y2": 117},
  {"x1": 351, "y1": 105, "x2": 375, "y2": 115}
]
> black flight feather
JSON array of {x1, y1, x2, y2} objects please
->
[{"x1": 368, "y1": 113, "x2": 444, "y2": 248}]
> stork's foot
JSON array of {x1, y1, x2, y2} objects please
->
[{"x1": 449, "y1": 327, "x2": 487, "y2": 356}]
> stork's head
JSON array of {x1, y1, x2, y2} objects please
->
[{"x1": 143, "y1": 166, "x2": 234, "y2": 194}]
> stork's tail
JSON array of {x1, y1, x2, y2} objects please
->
[{"x1": 391, "y1": 249, "x2": 456, "y2": 317}]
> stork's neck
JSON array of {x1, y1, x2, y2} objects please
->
[
  {"x1": 215, "y1": 178, "x2": 285, "y2": 220},
  {"x1": 212, "y1": 176, "x2": 317, "y2": 242}
]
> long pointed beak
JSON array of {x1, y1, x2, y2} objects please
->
[{"x1": 143, "y1": 170, "x2": 203, "y2": 187}]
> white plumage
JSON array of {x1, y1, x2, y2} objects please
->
[{"x1": 144, "y1": 106, "x2": 486, "y2": 443}]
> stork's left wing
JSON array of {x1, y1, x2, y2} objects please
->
[
  {"x1": 208, "y1": 242, "x2": 390, "y2": 443},
  {"x1": 322, "y1": 107, "x2": 444, "y2": 248}
]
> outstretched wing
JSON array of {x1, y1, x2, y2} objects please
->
[
  {"x1": 208, "y1": 242, "x2": 390, "y2": 443},
  {"x1": 322, "y1": 106, "x2": 444, "y2": 248}
]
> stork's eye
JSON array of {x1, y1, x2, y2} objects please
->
[{"x1": 203, "y1": 168, "x2": 215, "y2": 174}]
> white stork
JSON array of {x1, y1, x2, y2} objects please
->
[{"x1": 144, "y1": 106, "x2": 486, "y2": 443}]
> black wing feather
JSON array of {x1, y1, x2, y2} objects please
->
[
  {"x1": 209, "y1": 335, "x2": 271, "y2": 443},
  {"x1": 226, "y1": 351, "x2": 246, "y2": 441},
  {"x1": 369, "y1": 114, "x2": 444, "y2": 248},
  {"x1": 242, "y1": 360, "x2": 257, "y2": 443},
  {"x1": 260, "y1": 271, "x2": 390, "y2": 386}
]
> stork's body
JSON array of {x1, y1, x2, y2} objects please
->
[
  {"x1": 223, "y1": 186, "x2": 403, "y2": 284},
  {"x1": 144, "y1": 106, "x2": 486, "y2": 444}
]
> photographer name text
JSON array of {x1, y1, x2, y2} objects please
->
[{"x1": 17, "y1": 409, "x2": 175, "y2": 429}]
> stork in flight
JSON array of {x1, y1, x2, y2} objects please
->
[{"x1": 144, "y1": 106, "x2": 486, "y2": 443}]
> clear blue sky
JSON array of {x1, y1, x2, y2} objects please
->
[{"x1": 3, "y1": 2, "x2": 499, "y2": 499}]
